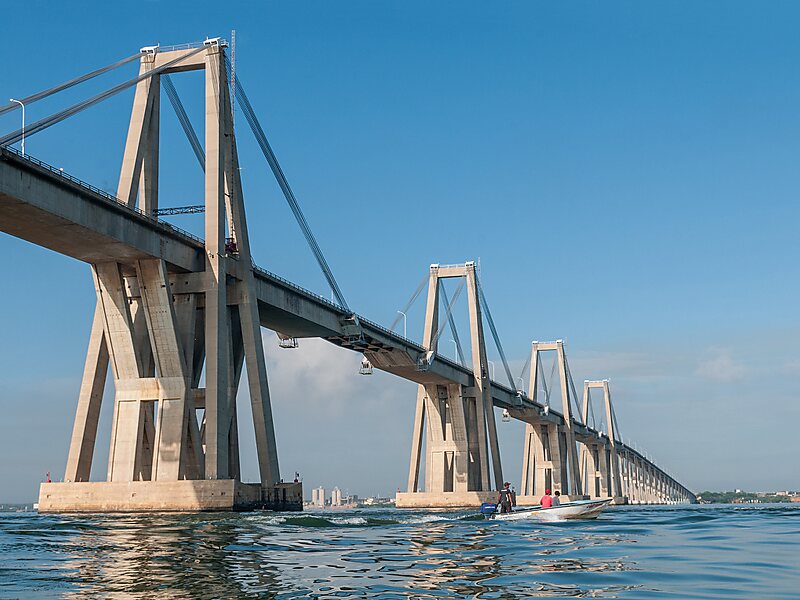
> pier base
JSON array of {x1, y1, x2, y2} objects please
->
[
  {"x1": 38, "y1": 480, "x2": 302, "y2": 513},
  {"x1": 395, "y1": 491, "x2": 498, "y2": 508}
]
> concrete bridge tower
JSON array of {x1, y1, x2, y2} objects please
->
[
  {"x1": 518, "y1": 341, "x2": 584, "y2": 501},
  {"x1": 399, "y1": 262, "x2": 504, "y2": 507},
  {"x1": 39, "y1": 40, "x2": 299, "y2": 512},
  {"x1": 580, "y1": 380, "x2": 625, "y2": 503}
]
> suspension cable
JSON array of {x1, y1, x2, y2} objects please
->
[
  {"x1": 518, "y1": 350, "x2": 532, "y2": 394},
  {"x1": 537, "y1": 359, "x2": 558, "y2": 407},
  {"x1": 588, "y1": 390, "x2": 597, "y2": 428},
  {"x1": 162, "y1": 74, "x2": 205, "y2": 169},
  {"x1": 430, "y1": 279, "x2": 465, "y2": 350},
  {"x1": 610, "y1": 396, "x2": 622, "y2": 442},
  {"x1": 441, "y1": 284, "x2": 466, "y2": 366},
  {"x1": 476, "y1": 278, "x2": 516, "y2": 390},
  {"x1": 0, "y1": 46, "x2": 206, "y2": 148},
  {"x1": 390, "y1": 274, "x2": 427, "y2": 334},
  {"x1": 225, "y1": 56, "x2": 351, "y2": 312},
  {"x1": 563, "y1": 355, "x2": 584, "y2": 422},
  {"x1": 0, "y1": 52, "x2": 141, "y2": 117}
]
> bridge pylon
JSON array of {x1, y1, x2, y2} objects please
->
[
  {"x1": 518, "y1": 341, "x2": 585, "y2": 502},
  {"x1": 39, "y1": 40, "x2": 299, "y2": 512},
  {"x1": 579, "y1": 380, "x2": 626, "y2": 504},
  {"x1": 396, "y1": 262, "x2": 504, "y2": 508}
]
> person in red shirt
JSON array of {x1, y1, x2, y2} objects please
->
[{"x1": 540, "y1": 489, "x2": 553, "y2": 508}]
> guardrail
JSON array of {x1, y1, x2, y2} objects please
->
[
  {"x1": 156, "y1": 40, "x2": 227, "y2": 53},
  {"x1": 0, "y1": 145, "x2": 205, "y2": 246}
]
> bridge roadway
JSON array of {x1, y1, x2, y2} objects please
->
[{"x1": 0, "y1": 146, "x2": 679, "y2": 491}]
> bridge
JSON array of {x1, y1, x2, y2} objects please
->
[{"x1": 0, "y1": 39, "x2": 695, "y2": 511}]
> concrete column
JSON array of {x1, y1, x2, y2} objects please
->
[
  {"x1": 465, "y1": 264, "x2": 499, "y2": 490},
  {"x1": 64, "y1": 303, "x2": 109, "y2": 482},
  {"x1": 597, "y1": 445, "x2": 611, "y2": 498},
  {"x1": 203, "y1": 44, "x2": 230, "y2": 479},
  {"x1": 221, "y1": 77, "x2": 280, "y2": 486},
  {"x1": 135, "y1": 259, "x2": 192, "y2": 481},
  {"x1": 555, "y1": 342, "x2": 580, "y2": 496},
  {"x1": 138, "y1": 72, "x2": 160, "y2": 215},
  {"x1": 520, "y1": 421, "x2": 535, "y2": 495},
  {"x1": 601, "y1": 381, "x2": 623, "y2": 498},
  {"x1": 407, "y1": 387, "x2": 426, "y2": 492},
  {"x1": 117, "y1": 52, "x2": 158, "y2": 209},
  {"x1": 93, "y1": 262, "x2": 147, "y2": 482}
]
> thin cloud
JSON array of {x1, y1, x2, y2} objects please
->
[{"x1": 695, "y1": 349, "x2": 747, "y2": 382}]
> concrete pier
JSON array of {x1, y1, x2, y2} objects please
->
[{"x1": 39, "y1": 481, "x2": 302, "y2": 513}]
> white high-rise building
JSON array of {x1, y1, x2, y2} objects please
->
[
  {"x1": 314, "y1": 486, "x2": 326, "y2": 507},
  {"x1": 331, "y1": 487, "x2": 342, "y2": 507},
  {"x1": 311, "y1": 488, "x2": 319, "y2": 505}
]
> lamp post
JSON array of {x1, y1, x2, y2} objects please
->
[
  {"x1": 396, "y1": 310, "x2": 407, "y2": 338},
  {"x1": 9, "y1": 98, "x2": 25, "y2": 156},
  {"x1": 487, "y1": 360, "x2": 495, "y2": 380}
]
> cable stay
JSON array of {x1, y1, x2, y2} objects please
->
[
  {"x1": 476, "y1": 277, "x2": 516, "y2": 391},
  {"x1": 610, "y1": 398, "x2": 622, "y2": 443},
  {"x1": 225, "y1": 55, "x2": 351, "y2": 314},
  {"x1": 587, "y1": 394, "x2": 597, "y2": 429},
  {"x1": 563, "y1": 354, "x2": 584, "y2": 423},
  {"x1": 536, "y1": 360, "x2": 556, "y2": 410},
  {"x1": 518, "y1": 350, "x2": 532, "y2": 396},
  {"x1": 0, "y1": 52, "x2": 141, "y2": 118},
  {"x1": 390, "y1": 274, "x2": 427, "y2": 335},
  {"x1": 440, "y1": 284, "x2": 466, "y2": 366},
  {"x1": 162, "y1": 74, "x2": 205, "y2": 169},
  {"x1": 0, "y1": 46, "x2": 206, "y2": 148},
  {"x1": 429, "y1": 279, "x2": 465, "y2": 351}
]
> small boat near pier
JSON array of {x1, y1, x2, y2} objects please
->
[{"x1": 480, "y1": 498, "x2": 612, "y2": 521}]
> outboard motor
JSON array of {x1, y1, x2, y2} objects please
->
[{"x1": 480, "y1": 502, "x2": 497, "y2": 517}]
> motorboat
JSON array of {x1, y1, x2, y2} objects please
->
[{"x1": 480, "y1": 498, "x2": 612, "y2": 521}]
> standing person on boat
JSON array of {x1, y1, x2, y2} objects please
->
[
  {"x1": 552, "y1": 490, "x2": 561, "y2": 506},
  {"x1": 497, "y1": 482, "x2": 514, "y2": 514},
  {"x1": 540, "y1": 489, "x2": 553, "y2": 508}
]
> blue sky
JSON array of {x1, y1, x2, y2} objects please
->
[{"x1": 2, "y1": 1, "x2": 800, "y2": 502}]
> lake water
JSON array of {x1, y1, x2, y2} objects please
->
[{"x1": 1, "y1": 504, "x2": 798, "y2": 598}]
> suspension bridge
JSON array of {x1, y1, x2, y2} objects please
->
[{"x1": 0, "y1": 38, "x2": 695, "y2": 512}]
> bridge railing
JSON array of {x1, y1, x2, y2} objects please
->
[
  {"x1": 1, "y1": 145, "x2": 206, "y2": 247},
  {"x1": 251, "y1": 263, "x2": 349, "y2": 314}
]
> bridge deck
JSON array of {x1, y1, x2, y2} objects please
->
[{"x1": 0, "y1": 146, "x2": 680, "y2": 488}]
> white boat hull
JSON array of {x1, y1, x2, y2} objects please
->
[{"x1": 487, "y1": 499, "x2": 611, "y2": 521}]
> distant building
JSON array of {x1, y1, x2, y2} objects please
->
[
  {"x1": 331, "y1": 487, "x2": 342, "y2": 507},
  {"x1": 311, "y1": 486, "x2": 325, "y2": 507}
]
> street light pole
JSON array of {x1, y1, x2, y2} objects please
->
[
  {"x1": 488, "y1": 360, "x2": 495, "y2": 380},
  {"x1": 396, "y1": 310, "x2": 406, "y2": 338},
  {"x1": 9, "y1": 98, "x2": 25, "y2": 156}
]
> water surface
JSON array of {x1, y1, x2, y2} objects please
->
[{"x1": 1, "y1": 504, "x2": 798, "y2": 598}]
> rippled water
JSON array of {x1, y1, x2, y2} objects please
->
[{"x1": 1, "y1": 504, "x2": 799, "y2": 598}]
